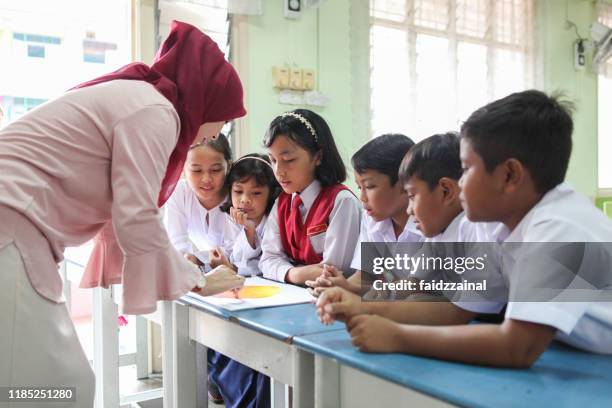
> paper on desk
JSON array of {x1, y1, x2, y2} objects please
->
[{"x1": 190, "y1": 276, "x2": 314, "y2": 311}]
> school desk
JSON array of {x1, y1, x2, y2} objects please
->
[
  {"x1": 292, "y1": 329, "x2": 612, "y2": 408},
  {"x1": 164, "y1": 296, "x2": 344, "y2": 408},
  {"x1": 64, "y1": 246, "x2": 161, "y2": 407}
]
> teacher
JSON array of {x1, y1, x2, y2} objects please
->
[{"x1": 0, "y1": 21, "x2": 245, "y2": 407}]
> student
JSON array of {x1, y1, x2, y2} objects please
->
[
  {"x1": 259, "y1": 109, "x2": 362, "y2": 284},
  {"x1": 316, "y1": 132, "x2": 489, "y2": 321},
  {"x1": 207, "y1": 153, "x2": 280, "y2": 408},
  {"x1": 305, "y1": 134, "x2": 421, "y2": 297},
  {"x1": 164, "y1": 133, "x2": 235, "y2": 267},
  {"x1": 318, "y1": 90, "x2": 612, "y2": 367},
  {"x1": 163, "y1": 133, "x2": 237, "y2": 404},
  {"x1": 215, "y1": 153, "x2": 282, "y2": 275}
]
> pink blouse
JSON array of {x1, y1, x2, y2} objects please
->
[{"x1": 0, "y1": 79, "x2": 200, "y2": 314}]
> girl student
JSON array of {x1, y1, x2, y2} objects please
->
[
  {"x1": 305, "y1": 134, "x2": 422, "y2": 297},
  {"x1": 207, "y1": 153, "x2": 281, "y2": 408},
  {"x1": 211, "y1": 153, "x2": 281, "y2": 276},
  {"x1": 163, "y1": 132, "x2": 237, "y2": 404},
  {"x1": 164, "y1": 132, "x2": 236, "y2": 267},
  {"x1": 259, "y1": 109, "x2": 362, "y2": 284}
]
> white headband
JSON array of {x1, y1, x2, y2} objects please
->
[
  {"x1": 281, "y1": 111, "x2": 319, "y2": 145},
  {"x1": 233, "y1": 155, "x2": 273, "y2": 168}
]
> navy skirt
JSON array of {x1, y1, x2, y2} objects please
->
[{"x1": 209, "y1": 350, "x2": 270, "y2": 408}]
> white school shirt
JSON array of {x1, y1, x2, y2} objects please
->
[
  {"x1": 164, "y1": 180, "x2": 235, "y2": 255},
  {"x1": 259, "y1": 180, "x2": 362, "y2": 282},
  {"x1": 350, "y1": 214, "x2": 422, "y2": 272},
  {"x1": 455, "y1": 183, "x2": 612, "y2": 354},
  {"x1": 412, "y1": 212, "x2": 502, "y2": 283},
  {"x1": 224, "y1": 215, "x2": 268, "y2": 277}
]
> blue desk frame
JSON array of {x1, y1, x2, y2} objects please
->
[
  {"x1": 293, "y1": 329, "x2": 612, "y2": 408},
  {"x1": 166, "y1": 297, "x2": 612, "y2": 408},
  {"x1": 164, "y1": 297, "x2": 344, "y2": 408}
]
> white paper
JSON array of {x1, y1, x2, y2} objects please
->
[{"x1": 190, "y1": 276, "x2": 314, "y2": 311}]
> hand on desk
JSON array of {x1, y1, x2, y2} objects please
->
[
  {"x1": 347, "y1": 315, "x2": 402, "y2": 353},
  {"x1": 285, "y1": 263, "x2": 324, "y2": 285},
  {"x1": 316, "y1": 287, "x2": 365, "y2": 325},
  {"x1": 192, "y1": 265, "x2": 244, "y2": 296},
  {"x1": 306, "y1": 264, "x2": 352, "y2": 297}
]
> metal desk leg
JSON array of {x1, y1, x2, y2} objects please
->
[
  {"x1": 196, "y1": 343, "x2": 208, "y2": 408},
  {"x1": 291, "y1": 347, "x2": 314, "y2": 408},
  {"x1": 136, "y1": 316, "x2": 149, "y2": 380},
  {"x1": 314, "y1": 355, "x2": 340, "y2": 408},
  {"x1": 92, "y1": 287, "x2": 119, "y2": 408},
  {"x1": 173, "y1": 302, "x2": 197, "y2": 408},
  {"x1": 271, "y1": 379, "x2": 288, "y2": 408},
  {"x1": 161, "y1": 301, "x2": 175, "y2": 408}
]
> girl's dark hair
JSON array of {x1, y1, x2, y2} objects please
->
[
  {"x1": 189, "y1": 132, "x2": 233, "y2": 163},
  {"x1": 220, "y1": 153, "x2": 281, "y2": 215},
  {"x1": 263, "y1": 109, "x2": 346, "y2": 186},
  {"x1": 351, "y1": 134, "x2": 415, "y2": 185}
]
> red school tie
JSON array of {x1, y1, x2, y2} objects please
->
[{"x1": 289, "y1": 194, "x2": 303, "y2": 250}]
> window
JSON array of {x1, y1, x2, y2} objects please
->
[
  {"x1": 598, "y1": 1, "x2": 612, "y2": 190},
  {"x1": 370, "y1": 0, "x2": 535, "y2": 141},
  {"x1": 0, "y1": 0, "x2": 131, "y2": 124},
  {"x1": 158, "y1": 0, "x2": 229, "y2": 53},
  {"x1": 158, "y1": 0, "x2": 233, "y2": 138}
]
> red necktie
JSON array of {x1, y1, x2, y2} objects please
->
[{"x1": 290, "y1": 194, "x2": 303, "y2": 249}]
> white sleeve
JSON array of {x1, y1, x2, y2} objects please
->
[
  {"x1": 230, "y1": 228, "x2": 263, "y2": 276},
  {"x1": 505, "y1": 302, "x2": 589, "y2": 334},
  {"x1": 221, "y1": 217, "x2": 241, "y2": 260},
  {"x1": 110, "y1": 105, "x2": 199, "y2": 314},
  {"x1": 349, "y1": 216, "x2": 369, "y2": 271},
  {"x1": 259, "y1": 200, "x2": 295, "y2": 281},
  {"x1": 163, "y1": 182, "x2": 192, "y2": 253},
  {"x1": 322, "y1": 191, "x2": 362, "y2": 273}
]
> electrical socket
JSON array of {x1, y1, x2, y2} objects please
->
[{"x1": 574, "y1": 40, "x2": 586, "y2": 71}]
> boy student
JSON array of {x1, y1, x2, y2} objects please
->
[
  {"x1": 317, "y1": 132, "x2": 495, "y2": 330},
  {"x1": 318, "y1": 90, "x2": 612, "y2": 367},
  {"x1": 305, "y1": 134, "x2": 421, "y2": 297}
]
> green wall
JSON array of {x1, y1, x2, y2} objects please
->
[
  {"x1": 538, "y1": 0, "x2": 599, "y2": 198},
  {"x1": 237, "y1": 0, "x2": 603, "y2": 197},
  {"x1": 234, "y1": 0, "x2": 370, "y2": 189}
]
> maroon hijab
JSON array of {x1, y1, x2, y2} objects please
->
[{"x1": 73, "y1": 20, "x2": 246, "y2": 206}]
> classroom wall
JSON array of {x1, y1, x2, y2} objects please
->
[
  {"x1": 135, "y1": 0, "x2": 602, "y2": 197},
  {"x1": 232, "y1": 0, "x2": 370, "y2": 189},
  {"x1": 537, "y1": 0, "x2": 599, "y2": 198},
  {"x1": 236, "y1": 0, "x2": 602, "y2": 197}
]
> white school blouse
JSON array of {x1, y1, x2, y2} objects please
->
[
  {"x1": 225, "y1": 215, "x2": 268, "y2": 277},
  {"x1": 350, "y1": 214, "x2": 423, "y2": 272},
  {"x1": 164, "y1": 180, "x2": 235, "y2": 255},
  {"x1": 456, "y1": 183, "x2": 612, "y2": 354},
  {"x1": 259, "y1": 180, "x2": 362, "y2": 282}
]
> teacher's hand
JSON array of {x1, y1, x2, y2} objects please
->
[{"x1": 195, "y1": 265, "x2": 244, "y2": 296}]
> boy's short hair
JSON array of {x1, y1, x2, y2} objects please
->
[
  {"x1": 351, "y1": 133, "x2": 415, "y2": 185},
  {"x1": 398, "y1": 132, "x2": 462, "y2": 190},
  {"x1": 460, "y1": 90, "x2": 574, "y2": 194}
]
